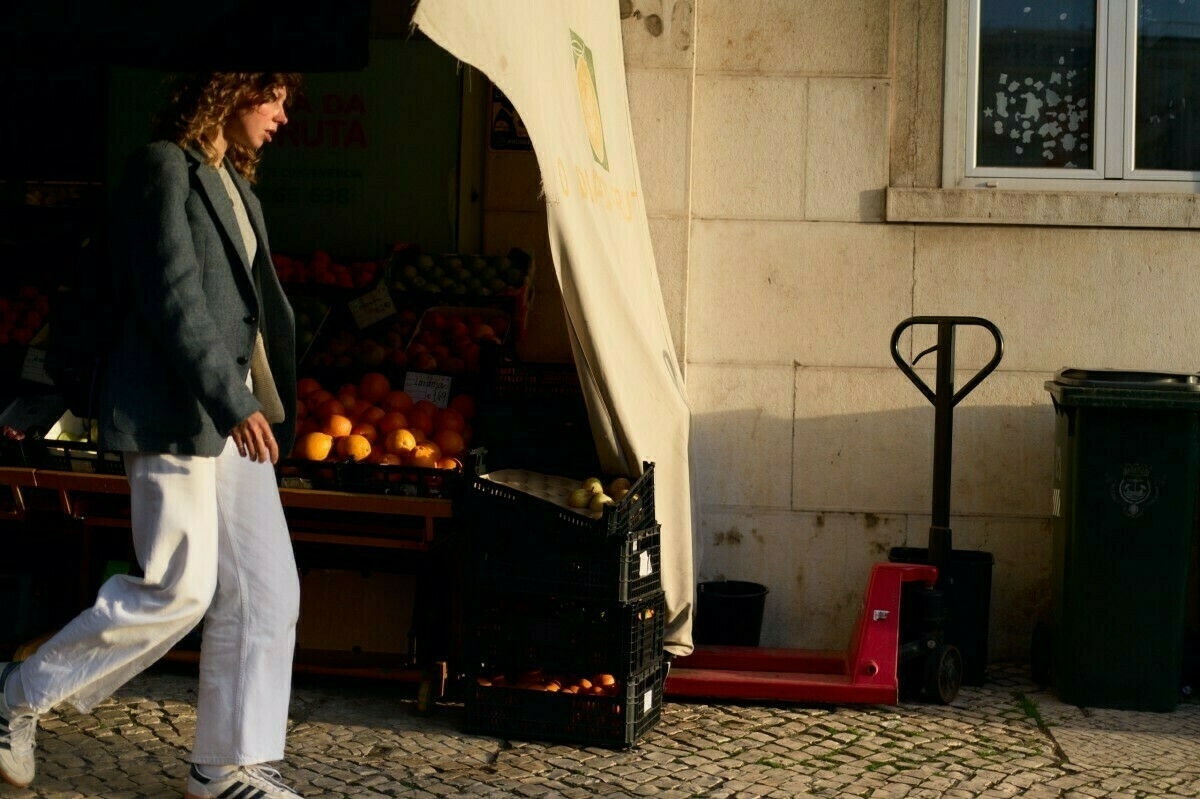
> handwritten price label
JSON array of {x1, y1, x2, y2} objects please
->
[
  {"x1": 403, "y1": 371, "x2": 453, "y2": 408},
  {"x1": 21, "y1": 347, "x2": 53, "y2": 385},
  {"x1": 347, "y1": 282, "x2": 396, "y2": 330}
]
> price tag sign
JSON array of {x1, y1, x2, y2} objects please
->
[
  {"x1": 20, "y1": 347, "x2": 53, "y2": 385},
  {"x1": 347, "y1": 282, "x2": 396, "y2": 330},
  {"x1": 403, "y1": 371, "x2": 453, "y2": 408}
]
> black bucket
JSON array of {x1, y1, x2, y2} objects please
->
[
  {"x1": 889, "y1": 547, "x2": 994, "y2": 686},
  {"x1": 694, "y1": 580, "x2": 769, "y2": 646}
]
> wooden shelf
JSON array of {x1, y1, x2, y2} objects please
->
[
  {"x1": 7, "y1": 466, "x2": 462, "y2": 692},
  {"x1": 0, "y1": 466, "x2": 36, "y2": 521}
]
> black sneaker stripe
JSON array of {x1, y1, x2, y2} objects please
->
[{"x1": 220, "y1": 784, "x2": 263, "y2": 799}]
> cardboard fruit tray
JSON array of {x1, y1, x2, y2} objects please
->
[
  {"x1": 467, "y1": 591, "x2": 665, "y2": 680},
  {"x1": 464, "y1": 661, "x2": 663, "y2": 749},
  {"x1": 463, "y1": 462, "x2": 655, "y2": 541}
]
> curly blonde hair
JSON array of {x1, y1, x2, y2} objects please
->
[{"x1": 154, "y1": 72, "x2": 302, "y2": 184}]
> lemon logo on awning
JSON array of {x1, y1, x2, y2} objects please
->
[{"x1": 571, "y1": 31, "x2": 608, "y2": 171}]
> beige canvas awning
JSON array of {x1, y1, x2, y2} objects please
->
[{"x1": 414, "y1": 0, "x2": 695, "y2": 655}]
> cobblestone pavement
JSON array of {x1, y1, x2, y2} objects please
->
[{"x1": 4, "y1": 663, "x2": 1199, "y2": 799}]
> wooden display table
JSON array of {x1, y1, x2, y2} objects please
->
[{"x1": 8, "y1": 467, "x2": 457, "y2": 700}]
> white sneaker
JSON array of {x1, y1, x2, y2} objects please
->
[
  {"x1": 0, "y1": 662, "x2": 37, "y2": 788},
  {"x1": 184, "y1": 764, "x2": 302, "y2": 799}
]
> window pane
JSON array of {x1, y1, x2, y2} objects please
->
[
  {"x1": 1134, "y1": 1, "x2": 1200, "y2": 171},
  {"x1": 976, "y1": 1, "x2": 1096, "y2": 169}
]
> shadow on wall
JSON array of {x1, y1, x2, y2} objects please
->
[{"x1": 690, "y1": 401, "x2": 1057, "y2": 661}]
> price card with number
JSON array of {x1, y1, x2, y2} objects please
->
[
  {"x1": 404, "y1": 371, "x2": 453, "y2": 408},
  {"x1": 20, "y1": 347, "x2": 53, "y2": 385},
  {"x1": 347, "y1": 282, "x2": 396, "y2": 330}
]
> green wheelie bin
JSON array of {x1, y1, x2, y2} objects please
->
[{"x1": 1044, "y1": 368, "x2": 1200, "y2": 711}]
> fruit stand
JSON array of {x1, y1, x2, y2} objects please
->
[
  {"x1": 1, "y1": 1, "x2": 694, "y2": 750},
  {"x1": 0, "y1": 244, "x2": 608, "y2": 709}
]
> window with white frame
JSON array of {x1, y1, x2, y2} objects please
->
[{"x1": 950, "y1": 0, "x2": 1200, "y2": 189}]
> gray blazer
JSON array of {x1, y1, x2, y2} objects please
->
[{"x1": 99, "y1": 141, "x2": 297, "y2": 457}]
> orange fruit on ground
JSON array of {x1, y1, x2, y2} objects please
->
[
  {"x1": 384, "y1": 428, "x2": 417, "y2": 458},
  {"x1": 358, "y1": 372, "x2": 390, "y2": 404},
  {"x1": 378, "y1": 411, "x2": 409, "y2": 435},
  {"x1": 433, "y1": 428, "x2": 465, "y2": 458},
  {"x1": 316, "y1": 398, "x2": 346, "y2": 419},
  {"x1": 410, "y1": 443, "x2": 440, "y2": 469},
  {"x1": 322, "y1": 414, "x2": 353, "y2": 438},
  {"x1": 449, "y1": 394, "x2": 476, "y2": 420},
  {"x1": 335, "y1": 392, "x2": 357, "y2": 415},
  {"x1": 296, "y1": 377, "x2": 322, "y2": 400},
  {"x1": 336, "y1": 433, "x2": 372, "y2": 462},
  {"x1": 349, "y1": 422, "x2": 378, "y2": 444},
  {"x1": 409, "y1": 426, "x2": 426, "y2": 444},
  {"x1": 413, "y1": 399, "x2": 439, "y2": 418},
  {"x1": 408, "y1": 410, "x2": 435, "y2": 437},
  {"x1": 436, "y1": 457, "x2": 462, "y2": 471},
  {"x1": 360, "y1": 405, "x2": 386, "y2": 426},
  {"x1": 434, "y1": 408, "x2": 465, "y2": 434},
  {"x1": 337, "y1": 383, "x2": 358, "y2": 399},
  {"x1": 305, "y1": 389, "x2": 333, "y2": 411},
  {"x1": 296, "y1": 431, "x2": 334, "y2": 461},
  {"x1": 379, "y1": 453, "x2": 403, "y2": 465},
  {"x1": 383, "y1": 390, "x2": 414, "y2": 413}
]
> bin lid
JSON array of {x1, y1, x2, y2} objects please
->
[{"x1": 1046, "y1": 368, "x2": 1200, "y2": 409}]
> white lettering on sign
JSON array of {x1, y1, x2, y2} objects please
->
[
  {"x1": 404, "y1": 372, "x2": 452, "y2": 408},
  {"x1": 347, "y1": 282, "x2": 396, "y2": 330}
]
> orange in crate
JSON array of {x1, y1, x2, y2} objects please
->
[
  {"x1": 336, "y1": 434, "x2": 372, "y2": 462},
  {"x1": 384, "y1": 428, "x2": 417, "y2": 458},
  {"x1": 433, "y1": 429, "x2": 464, "y2": 459},
  {"x1": 322, "y1": 414, "x2": 353, "y2": 438},
  {"x1": 295, "y1": 432, "x2": 333, "y2": 461},
  {"x1": 358, "y1": 372, "x2": 390, "y2": 404}
]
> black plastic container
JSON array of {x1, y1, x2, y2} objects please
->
[
  {"x1": 694, "y1": 580, "x2": 769, "y2": 647},
  {"x1": 1044, "y1": 368, "x2": 1200, "y2": 711}
]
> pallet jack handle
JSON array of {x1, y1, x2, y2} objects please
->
[{"x1": 890, "y1": 317, "x2": 1004, "y2": 578}]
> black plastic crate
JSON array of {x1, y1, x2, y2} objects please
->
[
  {"x1": 334, "y1": 460, "x2": 466, "y2": 498},
  {"x1": 277, "y1": 458, "x2": 467, "y2": 499},
  {"x1": 33, "y1": 438, "x2": 125, "y2": 475},
  {"x1": 468, "y1": 591, "x2": 665, "y2": 679},
  {"x1": 463, "y1": 462, "x2": 655, "y2": 541},
  {"x1": 464, "y1": 661, "x2": 663, "y2": 749},
  {"x1": 484, "y1": 360, "x2": 583, "y2": 405},
  {"x1": 0, "y1": 437, "x2": 31, "y2": 467},
  {"x1": 277, "y1": 458, "x2": 339, "y2": 491},
  {"x1": 474, "y1": 524, "x2": 661, "y2": 604}
]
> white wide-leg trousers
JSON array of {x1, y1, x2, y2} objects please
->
[{"x1": 13, "y1": 438, "x2": 299, "y2": 765}]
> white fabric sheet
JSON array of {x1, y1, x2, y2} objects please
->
[{"x1": 414, "y1": 0, "x2": 694, "y2": 654}]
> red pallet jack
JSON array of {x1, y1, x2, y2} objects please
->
[{"x1": 665, "y1": 316, "x2": 1004, "y2": 706}]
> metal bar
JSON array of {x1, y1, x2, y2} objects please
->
[{"x1": 929, "y1": 320, "x2": 956, "y2": 572}]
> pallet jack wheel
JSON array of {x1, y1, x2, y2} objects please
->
[{"x1": 924, "y1": 643, "x2": 962, "y2": 705}]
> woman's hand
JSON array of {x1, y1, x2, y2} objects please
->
[{"x1": 230, "y1": 411, "x2": 280, "y2": 464}]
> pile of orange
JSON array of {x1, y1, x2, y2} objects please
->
[
  {"x1": 292, "y1": 371, "x2": 476, "y2": 470},
  {"x1": 474, "y1": 669, "x2": 620, "y2": 696}
]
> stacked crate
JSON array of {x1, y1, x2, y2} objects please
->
[{"x1": 460, "y1": 462, "x2": 663, "y2": 748}]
